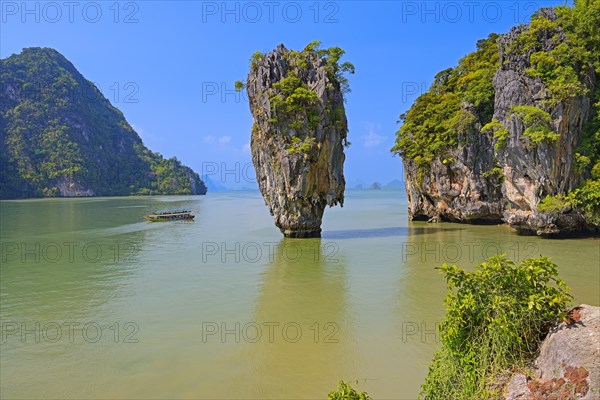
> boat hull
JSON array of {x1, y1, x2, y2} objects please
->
[{"x1": 144, "y1": 214, "x2": 195, "y2": 222}]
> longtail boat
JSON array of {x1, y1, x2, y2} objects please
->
[{"x1": 144, "y1": 208, "x2": 195, "y2": 222}]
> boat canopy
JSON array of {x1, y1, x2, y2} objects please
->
[{"x1": 154, "y1": 208, "x2": 191, "y2": 214}]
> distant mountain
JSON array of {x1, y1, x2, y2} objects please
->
[
  {"x1": 346, "y1": 179, "x2": 403, "y2": 190},
  {"x1": 201, "y1": 175, "x2": 226, "y2": 192},
  {"x1": 0, "y1": 47, "x2": 206, "y2": 199},
  {"x1": 383, "y1": 179, "x2": 404, "y2": 189}
]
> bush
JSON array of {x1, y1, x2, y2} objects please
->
[
  {"x1": 482, "y1": 119, "x2": 509, "y2": 150},
  {"x1": 574, "y1": 179, "x2": 600, "y2": 225},
  {"x1": 327, "y1": 381, "x2": 371, "y2": 400},
  {"x1": 250, "y1": 51, "x2": 263, "y2": 69},
  {"x1": 286, "y1": 136, "x2": 316, "y2": 154},
  {"x1": 510, "y1": 105, "x2": 559, "y2": 147},
  {"x1": 537, "y1": 179, "x2": 600, "y2": 225},
  {"x1": 537, "y1": 193, "x2": 573, "y2": 213},
  {"x1": 482, "y1": 165, "x2": 504, "y2": 186},
  {"x1": 420, "y1": 256, "x2": 572, "y2": 400}
]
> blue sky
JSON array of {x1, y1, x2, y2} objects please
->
[{"x1": 1, "y1": 0, "x2": 566, "y2": 189}]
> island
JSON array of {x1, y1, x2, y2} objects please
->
[
  {"x1": 0, "y1": 48, "x2": 206, "y2": 199},
  {"x1": 238, "y1": 41, "x2": 354, "y2": 237},
  {"x1": 392, "y1": 6, "x2": 599, "y2": 237}
]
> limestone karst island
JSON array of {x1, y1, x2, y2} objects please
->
[
  {"x1": 241, "y1": 43, "x2": 352, "y2": 238},
  {"x1": 1, "y1": 1, "x2": 598, "y2": 399}
]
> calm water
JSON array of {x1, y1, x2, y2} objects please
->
[{"x1": 1, "y1": 191, "x2": 598, "y2": 399}]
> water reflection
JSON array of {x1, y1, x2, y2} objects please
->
[
  {"x1": 246, "y1": 238, "x2": 355, "y2": 399},
  {"x1": 322, "y1": 226, "x2": 464, "y2": 240},
  {"x1": 1, "y1": 193, "x2": 596, "y2": 399},
  {"x1": 392, "y1": 223, "x2": 450, "y2": 397}
]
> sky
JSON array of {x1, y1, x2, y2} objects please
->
[{"x1": 1, "y1": 0, "x2": 568, "y2": 189}]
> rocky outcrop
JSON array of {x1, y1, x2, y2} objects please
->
[
  {"x1": 505, "y1": 305, "x2": 600, "y2": 400},
  {"x1": 402, "y1": 9, "x2": 597, "y2": 236},
  {"x1": 56, "y1": 177, "x2": 95, "y2": 197},
  {"x1": 245, "y1": 44, "x2": 348, "y2": 238},
  {"x1": 404, "y1": 102, "x2": 505, "y2": 223},
  {"x1": 494, "y1": 12, "x2": 595, "y2": 235},
  {"x1": 503, "y1": 208, "x2": 593, "y2": 237}
]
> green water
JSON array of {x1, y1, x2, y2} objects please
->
[{"x1": 1, "y1": 191, "x2": 598, "y2": 399}]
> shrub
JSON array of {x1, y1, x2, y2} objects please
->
[
  {"x1": 592, "y1": 161, "x2": 600, "y2": 180},
  {"x1": 420, "y1": 256, "x2": 572, "y2": 400},
  {"x1": 327, "y1": 381, "x2": 371, "y2": 400},
  {"x1": 286, "y1": 136, "x2": 316, "y2": 154},
  {"x1": 510, "y1": 105, "x2": 559, "y2": 147},
  {"x1": 482, "y1": 119, "x2": 509, "y2": 150},
  {"x1": 574, "y1": 179, "x2": 600, "y2": 225},
  {"x1": 250, "y1": 51, "x2": 263, "y2": 69},
  {"x1": 482, "y1": 165, "x2": 504, "y2": 186},
  {"x1": 537, "y1": 179, "x2": 600, "y2": 225},
  {"x1": 537, "y1": 194, "x2": 573, "y2": 213}
]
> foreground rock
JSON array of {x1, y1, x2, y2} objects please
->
[
  {"x1": 245, "y1": 43, "x2": 352, "y2": 237},
  {"x1": 505, "y1": 305, "x2": 600, "y2": 400}
]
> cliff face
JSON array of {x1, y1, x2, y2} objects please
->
[
  {"x1": 397, "y1": 7, "x2": 599, "y2": 236},
  {"x1": 0, "y1": 47, "x2": 206, "y2": 199},
  {"x1": 404, "y1": 102, "x2": 505, "y2": 223},
  {"x1": 494, "y1": 15, "x2": 596, "y2": 235},
  {"x1": 245, "y1": 44, "x2": 350, "y2": 237}
]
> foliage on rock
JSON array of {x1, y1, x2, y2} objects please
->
[
  {"x1": 243, "y1": 41, "x2": 352, "y2": 237},
  {"x1": 392, "y1": 0, "x2": 600, "y2": 233},
  {"x1": 420, "y1": 256, "x2": 572, "y2": 400},
  {"x1": 391, "y1": 33, "x2": 499, "y2": 170}
]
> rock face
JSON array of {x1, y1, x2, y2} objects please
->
[
  {"x1": 56, "y1": 177, "x2": 95, "y2": 197},
  {"x1": 505, "y1": 305, "x2": 600, "y2": 400},
  {"x1": 246, "y1": 44, "x2": 348, "y2": 238},
  {"x1": 503, "y1": 208, "x2": 592, "y2": 237},
  {"x1": 404, "y1": 102, "x2": 505, "y2": 223},
  {"x1": 494, "y1": 12, "x2": 595, "y2": 235},
  {"x1": 401, "y1": 10, "x2": 597, "y2": 236}
]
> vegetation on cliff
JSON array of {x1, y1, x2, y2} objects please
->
[
  {"x1": 392, "y1": 0, "x2": 600, "y2": 232},
  {"x1": 390, "y1": 33, "x2": 499, "y2": 171},
  {"x1": 0, "y1": 47, "x2": 206, "y2": 199},
  {"x1": 420, "y1": 256, "x2": 572, "y2": 400},
  {"x1": 522, "y1": 0, "x2": 600, "y2": 226},
  {"x1": 237, "y1": 40, "x2": 354, "y2": 149}
]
